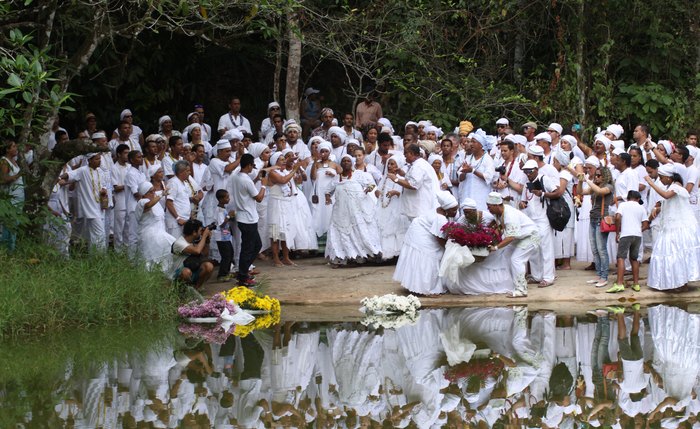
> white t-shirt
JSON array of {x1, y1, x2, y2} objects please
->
[
  {"x1": 616, "y1": 167, "x2": 641, "y2": 201},
  {"x1": 111, "y1": 162, "x2": 130, "y2": 211},
  {"x1": 617, "y1": 201, "x2": 647, "y2": 238},
  {"x1": 229, "y1": 171, "x2": 259, "y2": 224},
  {"x1": 166, "y1": 176, "x2": 200, "y2": 225},
  {"x1": 171, "y1": 235, "x2": 190, "y2": 277},
  {"x1": 217, "y1": 113, "x2": 252, "y2": 135},
  {"x1": 124, "y1": 166, "x2": 147, "y2": 212},
  {"x1": 214, "y1": 206, "x2": 232, "y2": 242}
]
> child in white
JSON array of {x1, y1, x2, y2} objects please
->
[
  {"x1": 214, "y1": 189, "x2": 235, "y2": 281},
  {"x1": 610, "y1": 190, "x2": 649, "y2": 292}
]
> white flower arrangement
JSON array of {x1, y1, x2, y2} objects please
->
[
  {"x1": 360, "y1": 311, "x2": 420, "y2": 330},
  {"x1": 359, "y1": 294, "x2": 421, "y2": 315}
]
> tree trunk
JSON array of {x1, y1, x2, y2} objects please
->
[
  {"x1": 284, "y1": 13, "x2": 302, "y2": 123},
  {"x1": 576, "y1": 0, "x2": 587, "y2": 129},
  {"x1": 273, "y1": 26, "x2": 283, "y2": 103}
]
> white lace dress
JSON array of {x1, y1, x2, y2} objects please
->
[
  {"x1": 375, "y1": 174, "x2": 410, "y2": 259},
  {"x1": 135, "y1": 198, "x2": 175, "y2": 273},
  {"x1": 324, "y1": 171, "x2": 382, "y2": 263},
  {"x1": 648, "y1": 183, "x2": 700, "y2": 290}
]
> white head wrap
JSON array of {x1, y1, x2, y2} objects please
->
[
  {"x1": 504, "y1": 134, "x2": 527, "y2": 147},
  {"x1": 486, "y1": 192, "x2": 503, "y2": 205},
  {"x1": 304, "y1": 87, "x2": 320, "y2": 96},
  {"x1": 120, "y1": 109, "x2": 132, "y2": 120},
  {"x1": 284, "y1": 122, "x2": 302, "y2": 134},
  {"x1": 534, "y1": 132, "x2": 552, "y2": 143},
  {"x1": 380, "y1": 126, "x2": 392, "y2": 134},
  {"x1": 611, "y1": 140, "x2": 625, "y2": 152},
  {"x1": 658, "y1": 140, "x2": 673, "y2": 155},
  {"x1": 339, "y1": 154, "x2": 355, "y2": 168},
  {"x1": 594, "y1": 134, "x2": 612, "y2": 151},
  {"x1": 85, "y1": 153, "x2": 99, "y2": 160},
  {"x1": 484, "y1": 135, "x2": 497, "y2": 152},
  {"x1": 405, "y1": 121, "x2": 418, "y2": 129},
  {"x1": 688, "y1": 146, "x2": 698, "y2": 160},
  {"x1": 346, "y1": 138, "x2": 361, "y2": 149},
  {"x1": 387, "y1": 154, "x2": 406, "y2": 169},
  {"x1": 247, "y1": 142, "x2": 267, "y2": 159},
  {"x1": 561, "y1": 135, "x2": 577, "y2": 147},
  {"x1": 585, "y1": 155, "x2": 601, "y2": 168},
  {"x1": 612, "y1": 147, "x2": 625, "y2": 156},
  {"x1": 417, "y1": 120, "x2": 432, "y2": 128},
  {"x1": 606, "y1": 124, "x2": 624, "y2": 139},
  {"x1": 158, "y1": 115, "x2": 171, "y2": 132},
  {"x1": 270, "y1": 152, "x2": 284, "y2": 166},
  {"x1": 138, "y1": 181, "x2": 153, "y2": 196},
  {"x1": 470, "y1": 129, "x2": 487, "y2": 148},
  {"x1": 527, "y1": 145, "x2": 545, "y2": 157},
  {"x1": 267, "y1": 101, "x2": 281, "y2": 111},
  {"x1": 328, "y1": 126, "x2": 346, "y2": 144},
  {"x1": 496, "y1": 118, "x2": 509, "y2": 126},
  {"x1": 547, "y1": 123, "x2": 563, "y2": 134},
  {"x1": 428, "y1": 154, "x2": 442, "y2": 165},
  {"x1": 318, "y1": 141, "x2": 333, "y2": 153},
  {"x1": 437, "y1": 190, "x2": 458, "y2": 210},
  {"x1": 147, "y1": 164, "x2": 162, "y2": 179},
  {"x1": 377, "y1": 118, "x2": 394, "y2": 133},
  {"x1": 186, "y1": 112, "x2": 197, "y2": 122},
  {"x1": 554, "y1": 149, "x2": 571, "y2": 166},
  {"x1": 91, "y1": 131, "x2": 106, "y2": 140},
  {"x1": 460, "y1": 198, "x2": 478, "y2": 210},
  {"x1": 215, "y1": 139, "x2": 231, "y2": 151},
  {"x1": 658, "y1": 163, "x2": 675, "y2": 177},
  {"x1": 227, "y1": 128, "x2": 246, "y2": 141}
]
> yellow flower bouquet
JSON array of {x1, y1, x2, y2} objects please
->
[{"x1": 220, "y1": 287, "x2": 282, "y2": 337}]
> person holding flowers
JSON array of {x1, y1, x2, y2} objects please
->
[{"x1": 486, "y1": 192, "x2": 540, "y2": 298}]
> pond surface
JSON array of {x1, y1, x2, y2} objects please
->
[{"x1": 2, "y1": 304, "x2": 700, "y2": 428}]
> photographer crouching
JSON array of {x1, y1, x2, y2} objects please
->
[{"x1": 172, "y1": 219, "x2": 215, "y2": 289}]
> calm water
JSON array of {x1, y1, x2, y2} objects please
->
[{"x1": 2, "y1": 304, "x2": 700, "y2": 428}]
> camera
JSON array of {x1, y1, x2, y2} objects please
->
[
  {"x1": 526, "y1": 180, "x2": 543, "y2": 191},
  {"x1": 206, "y1": 222, "x2": 217, "y2": 231},
  {"x1": 495, "y1": 165, "x2": 507, "y2": 175}
]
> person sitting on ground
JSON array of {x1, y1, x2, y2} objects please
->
[
  {"x1": 172, "y1": 219, "x2": 214, "y2": 289},
  {"x1": 609, "y1": 191, "x2": 649, "y2": 293}
]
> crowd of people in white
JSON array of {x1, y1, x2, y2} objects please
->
[
  {"x1": 4, "y1": 91, "x2": 700, "y2": 295},
  {"x1": 45, "y1": 305, "x2": 700, "y2": 428}
]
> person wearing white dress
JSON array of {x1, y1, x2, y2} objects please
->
[
  {"x1": 457, "y1": 130, "x2": 495, "y2": 210},
  {"x1": 325, "y1": 154, "x2": 381, "y2": 265},
  {"x1": 393, "y1": 191, "x2": 459, "y2": 295},
  {"x1": 309, "y1": 141, "x2": 340, "y2": 253},
  {"x1": 375, "y1": 155, "x2": 410, "y2": 260},
  {"x1": 644, "y1": 164, "x2": 700, "y2": 291},
  {"x1": 135, "y1": 182, "x2": 175, "y2": 273},
  {"x1": 551, "y1": 149, "x2": 577, "y2": 270},
  {"x1": 576, "y1": 156, "x2": 600, "y2": 266},
  {"x1": 443, "y1": 197, "x2": 513, "y2": 296},
  {"x1": 267, "y1": 151, "x2": 302, "y2": 266}
]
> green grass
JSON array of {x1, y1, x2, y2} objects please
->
[{"x1": 0, "y1": 242, "x2": 180, "y2": 338}]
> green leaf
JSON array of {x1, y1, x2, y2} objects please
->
[
  {"x1": 22, "y1": 91, "x2": 32, "y2": 104},
  {"x1": 7, "y1": 74, "x2": 22, "y2": 87}
]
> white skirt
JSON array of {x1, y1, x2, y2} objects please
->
[
  {"x1": 267, "y1": 196, "x2": 296, "y2": 243},
  {"x1": 575, "y1": 196, "x2": 593, "y2": 262},
  {"x1": 648, "y1": 225, "x2": 700, "y2": 290},
  {"x1": 393, "y1": 245, "x2": 445, "y2": 295},
  {"x1": 288, "y1": 192, "x2": 318, "y2": 251},
  {"x1": 376, "y1": 198, "x2": 409, "y2": 259},
  {"x1": 443, "y1": 248, "x2": 512, "y2": 295},
  {"x1": 554, "y1": 227, "x2": 575, "y2": 258}
]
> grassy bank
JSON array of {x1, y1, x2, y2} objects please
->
[{"x1": 0, "y1": 243, "x2": 180, "y2": 338}]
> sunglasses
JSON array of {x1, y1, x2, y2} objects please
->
[
  {"x1": 523, "y1": 169, "x2": 535, "y2": 173},
  {"x1": 497, "y1": 125, "x2": 507, "y2": 128},
  {"x1": 595, "y1": 173, "x2": 602, "y2": 177}
]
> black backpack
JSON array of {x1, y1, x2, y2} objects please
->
[{"x1": 546, "y1": 194, "x2": 571, "y2": 232}]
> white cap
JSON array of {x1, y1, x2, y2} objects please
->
[
  {"x1": 606, "y1": 124, "x2": 624, "y2": 139},
  {"x1": 504, "y1": 134, "x2": 527, "y2": 146},
  {"x1": 534, "y1": 132, "x2": 552, "y2": 143},
  {"x1": 304, "y1": 87, "x2": 320, "y2": 96},
  {"x1": 460, "y1": 198, "x2": 478, "y2": 210},
  {"x1": 223, "y1": 129, "x2": 243, "y2": 141},
  {"x1": 585, "y1": 155, "x2": 601, "y2": 168},
  {"x1": 547, "y1": 123, "x2": 563, "y2": 134},
  {"x1": 658, "y1": 164, "x2": 674, "y2": 177},
  {"x1": 496, "y1": 118, "x2": 509, "y2": 126},
  {"x1": 215, "y1": 139, "x2": 232, "y2": 151},
  {"x1": 688, "y1": 146, "x2": 698, "y2": 159},
  {"x1": 138, "y1": 182, "x2": 154, "y2": 196},
  {"x1": 612, "y1": 147, "x2": 625, "y2": 156},
  {"x1": 522, "y1": 159, "x2": 538, "y2": 170},
  {"x1": 486, "y1": 192, "x2": 503, "y2": 205},
  {"x1": 91, "y1": 131, "x2": 106, "y2": 140},
  {"x1": 527, "y1": 145, "x2": 545, "y2": 156},
  {"x1": 267, "y1": 101, "x2": 280, "y2": 111},
  {"x1": 437, "y1": 191, "x2": 458, "y2": 210}
]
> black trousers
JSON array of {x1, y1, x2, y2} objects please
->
[
  {"x1": 237, "y1": 221, "x2": 262, "y2": 280},
  {"x1": 216, "y1": 240, "x2": 234, "y2": 278}
]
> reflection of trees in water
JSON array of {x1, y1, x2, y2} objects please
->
[{"x1": 5, "y1": 305, "x2": 700, "y2": 427}]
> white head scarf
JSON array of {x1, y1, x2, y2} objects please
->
[
  {"x1": 387, "y1": 154, "x2": 406, "y2": 170},
  {"x1": 270, "y1": 151, "x2": 284, "y2": 166},
  {"x1": 138, "y1": 181, "x2": 153, "y2": 196},
  {"x1": 328, "y1": 126, "x2": 346, "y2": 145},
  {"x1": 120, "y1": 109, "x2": 132, "y2": 120},
  {"x1": 437, "y1": 191, "x2": 458, "y2": 210},
  {"x1": 247, "y1": 142, "x2": 267, "y2": 159},
  {"x1": 318, "y1": 141, "x2": 333, "y2": 153}
]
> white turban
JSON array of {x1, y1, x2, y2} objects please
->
[
  {"x1": 460, "y1": 198, "x2": 478, "y2": 210},
  {"x1": 611, "y1": 140, "x2": 625, "y2": 152},
  {"x1": 270, "y1": 152, "x2": 284, "y2": 166},
  {"x1": 547, "y1": 123, "x2": 563, "y2": 134},
  {"x1": 339, "y1": 154, "x2": 355, "y2": 168},
  {"x1": 405, "y1": 121, "x2": 418, "y2": 129},
  {"x1": 223, "y1": 128, "x2": 244, "y2": 141},
  {"x1": 268, "y1": 101, "x2": 281, "y2": 111},
  {"x1": 377, "y1": 118, "x2": 394, "y2": 133},
  {"x1": 561, "y1": 135, "x2": 577, "y2": 147},
  {"x1": 328, "y1": 126, "x2": 346, "y2": 144},
  {"x1": 554, "y1": 149, "x2": 571, "y2": 167},
  {"x1": 120, "y1": 109, "x2": 132, "y2": 120},
  {"x1": 158, "y1": 115, "x2": 171, "y2": 127},
  {"x1": 388, "y1": 154, "x2": 406, "y2": 169},
  {"x1": 215, "y1": 139, "x2": 231, "y2": 151},
  {"x1": 504, "y1": 134, "x2": 527, "y2": 146},
  {"x1": 470, "y1": 129, "x2": 487, "y2": 148},
  {"x1": 91, "y1": 132, "x2": 106, "y2": 140},
  {"x1": 486, "y1": 192, "x2": 503, "y2": 205},
  {"x1": 606, "y1": 124, "x2": 624, "y2": 139},
  {"x1": 437, "y1": 190, "x2": 458, "y2": 210},
  {"x1": 594, "y1": 133, "x2": 612, "y2": 151},
  {"x1": 527, "y1": 145, "x2": 545, "y2": 157},
  {"x1": 484, "y1": 135, "x2": 497, "y2": 152},
  {"x1": 658, "y1": 140, "x2": 673, "y2": 155},
  {"x1": 534, "y1": 132, "x2": 552, "y2": 143},
  {"x1": 318, "y1": 141, "x2": 333, "y2": 153},
  {"x1": 346, "y1": 138, "x2": 361, "y2": 149},
  {"x1": 424, "y1": 125, "x2": 438, "y2": 135},
  {"x1": 186, "y1": 112, "x2": 197, "y2": 122},
  {"x1": 138, "y1": 181, "x2": 153, "y2": 196},
  {"x1": 247, "y1": 142, "x2": 267, "y2": 159},
  {"x1": 658, "y1": 163, "x2": 675, "y2": 177},
  {"x1": 417, "y1": 120, "x2": 432, "y2": 128},
  {"x1": 585, "y1": 155, "x2": 601, "y2": 168},
  {"x1": 284, "y1": 122, "x2": 302, "y2": 134},
  {"x1": 85, "y1": 153, "x2": 98, "y2": 160},
  {"x1": 428, "y1": 154, "x2": 442, "y2": 165},
  {"x1": 688, "y1": 146, "x2": 698, "y2": 160}
]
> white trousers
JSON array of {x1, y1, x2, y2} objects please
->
[
  {"x1": 506, "y1": 237, "x2": 538, "y2": 295},
  {"x1": 102, "y1": 207, "x2": 112, "y2": 249},
  {"x1": 167, "y1": 225, "x2": 183, "y2": 239},
  {"x1": 529, "y1": 219, "x2": 555, "y2": 282},
  {"x1": 125, "y1": 211, "x2": 138, "y2": 257},
  {"x1": 84, "y1": 217, "x2": 106, "y2": 251},
  {"x1": 113, "y1": 209, "x2": 127, "y2": 251}
]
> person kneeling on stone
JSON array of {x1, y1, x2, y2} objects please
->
[
  {"x1": 486, "y1": 192, "x2": 540, "y2": 298},
  {"x1": 171, "y1": 219, "x2": 214, "y2": 289}
]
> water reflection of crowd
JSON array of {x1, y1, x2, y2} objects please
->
[{"x1": 43, "y1": 304, "x2": 700, "y2": 428}]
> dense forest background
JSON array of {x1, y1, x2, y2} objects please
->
[{"x1": 2, "y1": 0, "x2": 700, "y2": 217}]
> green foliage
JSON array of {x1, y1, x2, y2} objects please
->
[
  {"x1": 0, "y1": 242, "x2": 180, "y2": 339},
  {"x1": 0, "y1": 322, "x2": 179, "y2": 428}
]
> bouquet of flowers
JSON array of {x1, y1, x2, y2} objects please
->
[
  {"x1": 220, "y1": 287, "x2": 282, "y2": 337},
  {"x1": 441, "y1": 221, "x2": 501, "y2": 249},
  {"x1": 360, "y1": 294, "x2": 421, "y2": 315},
  {"x1": 178, "y1": 323, "x2": 233, "y2": 345},
  {"x1": 361, "y1": 311, "x2": 420, "y2": 330},
  {"x1": 444, "y1": 355, "x2": 505, "y2": 385},
  {"x1": 178, "y1": 294, "x2": 236, "y2": 321}
]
